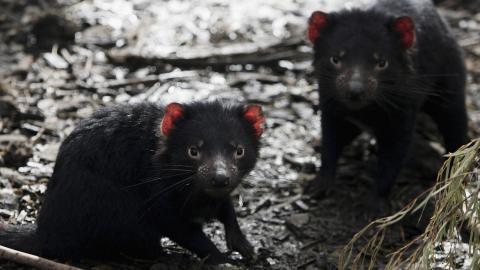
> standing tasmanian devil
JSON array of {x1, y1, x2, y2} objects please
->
[
  {"x1": 0, "y1": 101, "x2": 264, "y2": 264},
  {"x1": 305, "y1": 0, "x2": 469, "y2": 206}
]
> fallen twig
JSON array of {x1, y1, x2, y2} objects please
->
[
  {"x1": 78, "y1": 70, "x2": 198, "y2": 90},
  {"x1": 108, "y1": 37, "x2": 310, "y2": 69},
  {"x1": 459, "y1": 35, "x2": 480, "y2": 47},
  {"x1": 0, "y1": 245, "x2": 82, "y2": 270},
  {"x1": 297, "y1": 257, "x2": 317, "y2": 269}
]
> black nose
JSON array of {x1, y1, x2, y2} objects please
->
[
  {"x1": 211, "y1": 174, "x2": 230, "y2": 187},
  {"x1": 348, "y1": 80, "x2": 364, "y2": 98}
]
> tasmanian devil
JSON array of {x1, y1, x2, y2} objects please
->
[
  {"x1": 305, "y1": 0, "x2": 469, "y2": 206},
  {"x1": 0, "y1": 101, "x2": 264, "y2": 264}
]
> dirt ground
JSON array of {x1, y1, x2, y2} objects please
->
[{"x1": 1, "y1": 0, "x2": 480, "y2": 269}]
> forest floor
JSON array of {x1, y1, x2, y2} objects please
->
[{"x1": 1, "y1": 0, "x2": 480, "y2": 269}]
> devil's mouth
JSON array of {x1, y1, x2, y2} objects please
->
[
  {"x1": 342, "y1": 99, "x2": 368, "y2": 110},
  {"x1": 203, "y1": 187, "x2": 234, "y2": 197}
]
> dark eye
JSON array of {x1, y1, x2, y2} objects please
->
[
  {"x1": 235, "y1": 146, "x2": 245, "y2": 158},
  {"x1": 330, "y1": 56, "x2": 341, "y2": 67},
  {"x1": 188, "y1": 146, "x2": 199, "y2": 159},
  {"x1": 376, "y1": 59, "x2": 389, "y2": 70}
]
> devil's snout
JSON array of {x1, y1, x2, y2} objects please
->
[
  {"x1": 208, "y1": 159, "x2": 231, "y2": 187},
  {"x1": 347, "y1": 69, "x2": 366, "y2": 98}
]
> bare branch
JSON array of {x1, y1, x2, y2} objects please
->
[{"x1": 0, "y1": 245, "x2": 82, "y2": 270}]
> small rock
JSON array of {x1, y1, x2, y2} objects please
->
[
  {"x1": 44, "y1": 53, "x2": 69, "y2": 69},
  {"x1": 76, "y1": 106, "x2": 94, "y2": 119},
  {"x1": 0, "y1": 189, "x2": 19, "y2": 211},
  {"x1": 36, "y1": 143, "x2": 60, "y2": 162},
  {"x1": 16, "y1": 210, "x2": 27, "y2": 223},
  {"x1": 37, "y1": 98, "x2": 57, "y2": 117},
  {"x1": 23, "y1": 183, "x2": 47, "y2": 194},
  {"x1": 76, "y1": 25, "x2": 116, "y2": 46},
  {"x1": 285, "y1": 213, "x2": 310, "y2": 231},
  {"x1": 266, "y1": 257, "x2": 276, "y2": 265},
  {"x1": 293, "y1": 200, "x2": 309, "y2": 211}
]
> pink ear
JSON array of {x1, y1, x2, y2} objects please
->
[
  {"x1": 244, "y1": 105, "x2": 264, "y2": 138},
  {"x1": 308, "y1": 11, "x2": 328, "y2": 43},
  {"x1": 393, "y1": 16, "x2": 415, "y2": 49},
  {"x1": 161, "y1": 103, "x2": 184, "y2": 136}
]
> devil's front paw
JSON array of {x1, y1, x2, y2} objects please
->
[
  {"x1": 304, "y1": 175, "x2": 333, "y2": 199},
  {"x1": 226, "y1": 231, "x2": 255, "y2": 261}
]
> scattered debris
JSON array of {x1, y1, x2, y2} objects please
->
[{"x1": 0, "y1": 0, "x2": 478, "y2": 269}]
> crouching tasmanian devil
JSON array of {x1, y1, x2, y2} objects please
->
[
  {"x1": 0, "y1": 101, "x2": 265, "y2": 264},
  {"x1": 305, "y1": 0, "x2": 469, "y2": 209}
]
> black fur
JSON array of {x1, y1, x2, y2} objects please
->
[
  {"x1": 1, "y1": 101, "x2": 261, "y2": 264},
  {"x1": 307, "y1": 0, "x2": 468, "y2": 203}
]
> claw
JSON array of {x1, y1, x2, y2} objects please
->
[{"x1": 226, "y1": 233, "x2": 255, "y2": 261}]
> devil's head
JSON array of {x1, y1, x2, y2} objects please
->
[
  {"x1": 157, "y1": 101, "x2": 264, "y2": 198},
  {"x1": 308, "y1": 10, "x2": 416, "y2": 109}
]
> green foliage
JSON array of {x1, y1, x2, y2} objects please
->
[{"x1": 340, "y1": 140, "x2": 480, "y2": 270}]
